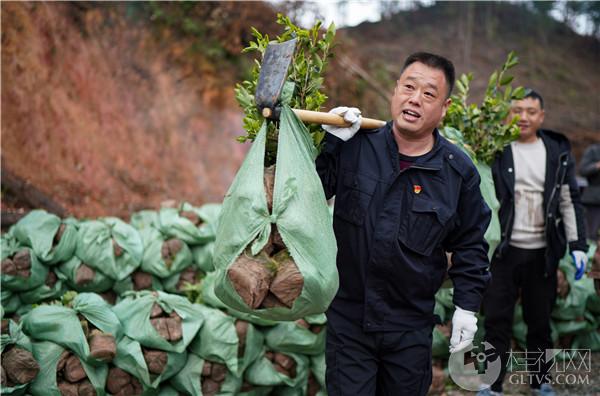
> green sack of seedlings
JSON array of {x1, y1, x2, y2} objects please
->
[
  {"x1": 201, "y1": 271, "x2": 278, "y2": 327},
  {"x1": 139, "y1": 227, "x2": 193, "y2": 279},
  {"x1": 187, "y1": 305, "x2": 239, "y2": 374},
  {"x1": 263, "y1": 314, "x2": 326, "y2": 356},
  {"x1": 21, "y1": 292, "x2": 121, "y2": 365},
  {"x1": 161, "y1": 266, "x2": 204, "y2": 295},
  {"x1": 553, "y1": 311, "x2": 597, "y2": 337},
  {"x1": 112, "y1": 290, "x2": 203, "y2": 353},
  {"x1": 113, "y1": 271, "x2": 164, "y2": 297},
  {"x1": 28, "y1": 340, "x2": 107, "y2": 396},
  {"x1": 192, "y1": 242, "x2": 216, "y2": 274},
  {"x1": 1, "y1": 247, "x2": 49, "y2": 293},
  {"x1": 130, "y1": 210, "x2": 160, "y2": 231},
  {"x1": 277, "y1": 353, "x2": 327, "y2": 396},
  {"x1": 214, "y1": 107, "x2": 338, "y2": 321},
  {"x1": 1, "y1": 289, "x2": 22, "y2": 315},
  {"x1": 184, "y1": 202, "x2": 222, "y2": 236},
  {"x1": 76, "y1": 218, "x2": 143, "y2": 281},
  {"x1": 156, "y1": 203, "x2": 222, "y2": 246},
  {"x1": 55, "y1": 256, "x2": 114, "y2": 293},
  {"x1": 112, "y1": 336, "x2": 187, "y2": 391},
  {"x1": 1, "y1": 320, "x2": 40, "y2": 395},
  {"x1": 12, "y1": 210, "x2": 78, "y2": 265},
  {"x1": 169, "y1": 352, "x2": 242, "y2": 396},
  {"x1": 188, "y1": 305, "x2": 265, "y2": 377},
  {"x1": 19, "y1": 270, "x2": 66, "y2": 305},
  {"x1": 244, "y1": 349, "x2": 309, "y2": 388},
  {"x1": 553, "y1": 260, "x2": 592, "y2": 321},
  {"x1": 435, "y1": 288, "x2": 455, "y2": 312},
  {"x1": 441, "y1": 127, "x2": 500, "y2": 259},
  {"x1": 571, "y1": 329, "x2": 600, "y2": 351}
]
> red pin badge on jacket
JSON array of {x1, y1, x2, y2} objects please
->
[{"x1": 413, "y1": 185, "x2": 422, "y2": 194}]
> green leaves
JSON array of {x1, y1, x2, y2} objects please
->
[
  {"x1": 442, "y1": 52, "x2": 525, "y2": 165},
  {"x1": 234, "y1": 14, "x2": 336, "y2": 165}
]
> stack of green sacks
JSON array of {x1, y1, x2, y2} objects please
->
[
  {"x1": 110, "y1": 291, "x2": 201, "y2": 393},
  {"x1": 121, "y1": 203, "x2": 221, "y2": 297},
  {"x1": 3, "y1": 203, "x2": 600, "y2": 395}
]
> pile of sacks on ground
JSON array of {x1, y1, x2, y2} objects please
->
[
  {"x1": 1, "y1": 207, "x2": 326, "y2": 395},
  {"x1": 2, "y1": 208, "x2": 599, "y2": 395}
]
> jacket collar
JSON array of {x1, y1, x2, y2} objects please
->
[{"x1": 383, "y1": 123, "x2": 444, "y2": 171}]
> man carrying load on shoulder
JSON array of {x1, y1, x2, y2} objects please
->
[{"x1": 316, "y1": 52, "x2": 491, "y2": 396}]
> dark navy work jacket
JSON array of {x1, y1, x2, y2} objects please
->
[{"x1": 316, "y1": 123, "x2": 491, "y2": 331}]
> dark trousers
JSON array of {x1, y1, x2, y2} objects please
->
[
  {"x1": 325, "y1": 309, "x2": 433, "y2": 396},
  {"x1": 482, "y1": 246, "x2": 557, "y2": 392}
]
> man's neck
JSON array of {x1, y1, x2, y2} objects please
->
[
  {"x1": 517, "y1": 135, "x2": 540, "y2": 144},
  {"x1": 392, "y1": 126, "x2": 435, "y2": 156}
]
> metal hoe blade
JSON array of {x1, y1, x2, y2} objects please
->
[{"x1": 255, "y1": 38, "x2": 297, "y2": 119}]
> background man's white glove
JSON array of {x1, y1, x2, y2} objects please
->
[
  {"x1": 571, "y1": 250, "x2": 588, "y2": 281},
  {"x1": 322, "y1": 106, "x2": 362, "y2": 142},
  {"x1": 449, "y1": 306, "x2": 478, "y2": 353}
]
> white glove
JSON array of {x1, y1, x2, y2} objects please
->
[
  {"x1": 322, "y1": 106, "x2": 362, "y2": 142},
  {"x1": 449, "y1": 306, "x2": 478, "y2": 354},
  {"x1": 571, "y1": 250, "x2": 588, "y2": 281}
]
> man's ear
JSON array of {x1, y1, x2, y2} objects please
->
[
  {"x1": 441, "y1": 97, "x2": 452, "y2": 119},
  {"x1": 540, "y1": 109, "x2": 545, "y2": 124}
]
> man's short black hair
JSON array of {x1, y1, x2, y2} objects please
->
[
  {"x1": 523, "y1": 88, "x2": 544, "y2": 109},
  {"x1": 401, "y1": 52, "x2": 455, "y2": 98}
]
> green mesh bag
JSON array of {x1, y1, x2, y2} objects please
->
[
  {"x1": 55, "y1": 256, "x2": 114, "y2": 293},
  {"x1": 28, "y1": 340, "x2": 108, "y2": 396},
  {"x1": 112, "y1": 291, "x2": 203, "y2": 353},
  {"x1": 112, "y1": 336, "x2": 187, "y2": 391},
  {"x1": 139, "y1": 227, "x2": 193, "y2": 279},
  {"x1": 1, "y1": 320, "x2": 38, "y2": 395},
  {"x1": 156, "y1": 203, "x2": 222, "y2": 246},
  {"x1": 169, "y1": 352, "x2": 242, "y2": 396},
  {"x1": 75, "y1": 218, "x2": 143, "y2": 281},
  {"x1": 21, "y1": 292, "x2": 122, "y2": 365},
  {"x1": 214, "y1": 106, "x2": 338, "y2": 321},
  {"x1": 12, "y1": 210, "x2": 78, "y2": 265}
]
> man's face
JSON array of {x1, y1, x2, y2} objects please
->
[
  {"x1": 390, "y1": 62, "x2": 451, "y2": 139},
  {"x1": 510, "y1": 97, "x2": 545, "y2": 142}
]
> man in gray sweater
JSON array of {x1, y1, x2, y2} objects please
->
[{"x1": 478, "y1": 90, "x2": 588, "y2": 396}]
